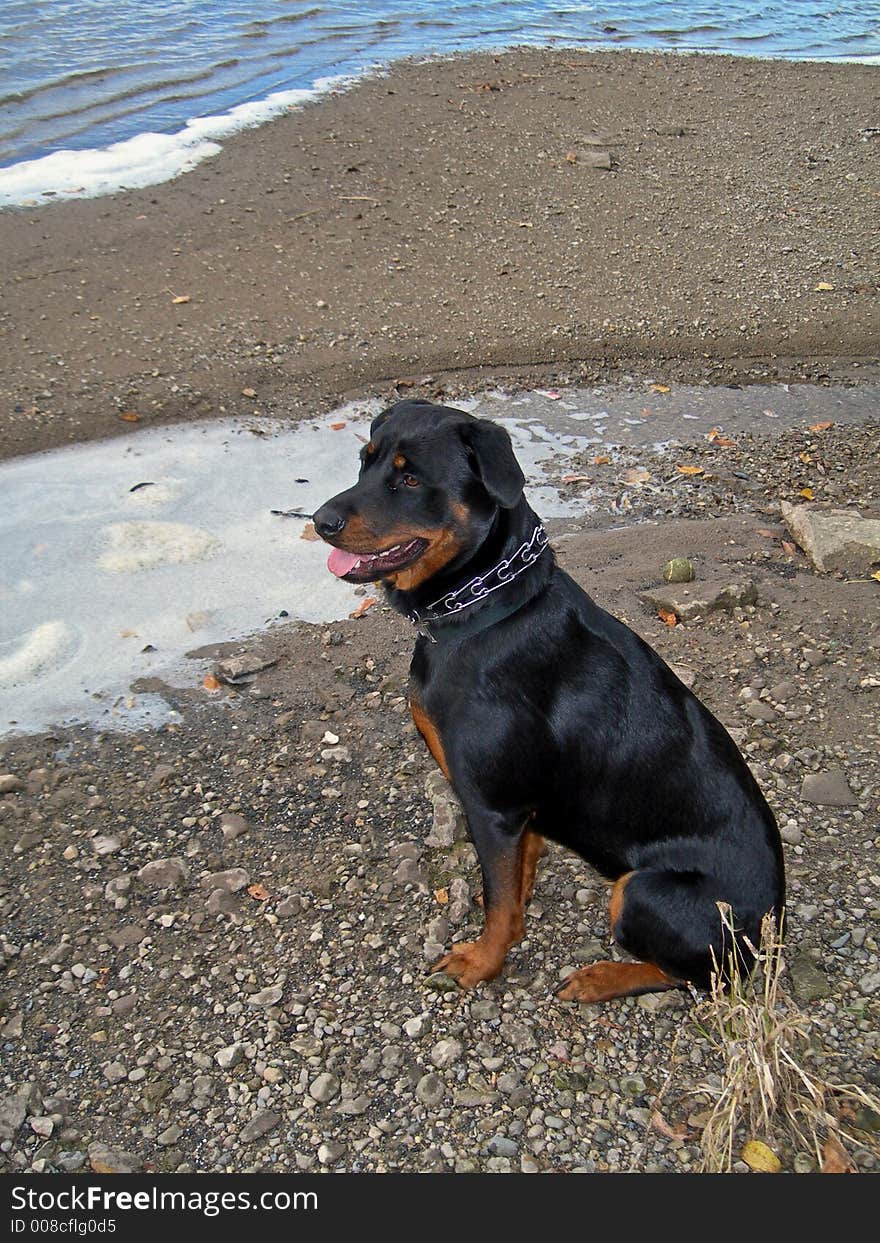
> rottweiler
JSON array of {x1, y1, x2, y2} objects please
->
[{"x1": 314, "y1": 400, "x2": 784, "y2": 1001}]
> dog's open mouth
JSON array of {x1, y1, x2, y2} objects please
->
[{"x1": 326, "y1": 537, "x2": 428, "y2": 582}]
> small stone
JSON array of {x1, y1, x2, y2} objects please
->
[
  {"x1": 780, "y1": 822, "x2": 803, "y2": 846},
  {"x1": 103, "y1": 1061, "x2": 127, "y2": 1084},
  {"x1": 317, "y1": 1141, "x2": 346, "y2": 1165},
  {"x1": 88, "y1": 1141, "x2": 142, "y2": 1174},
  {"x1": 276, "y1": 894, "x2": 302, "y2": 918},
  {"x1": 215, "y1": 1043, "x2": 244, "y2": 1070},
  {"x1": 206, "y1": 888, "x2": 238, "y2": 914},
  {"x1": 430, "y1": 1038, "x2": 463, "y2": 1069},
  {"x1": 415, "y1": 1074, "x2": 446, "y2": 1107},
  {"x1": 309, "y1": 1072, "x2": 340, "y2": 1103},
  {"x1": 239, "y1": 1111, "x2": 281, "y2": 1143},
  {"x1": 200, "y1": 867, "x2": 249, "y2": 893},
  {"x1": 800, "y1": 770, "x2": 857, "y2": 807},
  {"x1": 858, "y1": 972, "x2": 880, "y2": 996},
  {"x1": 404, "y1": 1014, "x2": 430, "y2": 1039},
  {"x1": 157, "y1": 1123, "x2": 182, "y2": 1146},
  {"x1": 488, "y1": 1135, "x2": 518, "y2": 1157},
  {"x1": 91, "y1": 836, "x2": 121, "y2": 855},
  {"x1": 247, "y1": 984, "x2": 283, "y2": 1008},
  {"x1": 0, "y1": 774, "x2": 23, "y2": 794},
  {"x1": 62, "y1": 845, "x2": 78, "y2": 861},
  {"x1": 789, "y1": 953, "x2": 830, "y2": 1003},
  {"x1": 499, "y1": 1020, "x2": 536, "y2": 1050},
  {"x1": 746, "y1": 702, "x2": 778, "y2": 723},
  {"x1": 219, "y1": 813, "x2": 250, "y2": 842},
  {"x1": 137, "y1": 857, "x2": 188, "y2": 888},
  {"x1": 30, "y1": 1116, "x2": 54, "y2": 1137}
]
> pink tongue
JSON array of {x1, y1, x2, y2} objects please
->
[{"x1": 327, "y1": 547, "x2": 364, "y2": 578}]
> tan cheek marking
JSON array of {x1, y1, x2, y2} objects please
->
[
  {"x1": 332, "y1": 512, "x2": 379, "y2": 551},
  {"x1": 385, "y1": 525, "x2": 463, "y2": 592}
]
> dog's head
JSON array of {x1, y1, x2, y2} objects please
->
[{"x1": 313, "y1": 400, "x2": 525, "y2": 591}]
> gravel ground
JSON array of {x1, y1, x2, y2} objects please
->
[{"x1": 1, "y1": 414, "x2": 878, "y2": 1175}]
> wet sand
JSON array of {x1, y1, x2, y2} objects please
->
[{"x1": 1, "y1": 49, "x2": 878, "y2": 462}]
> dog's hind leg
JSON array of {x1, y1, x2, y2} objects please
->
[{"x1": 558, "y1": 871, "x2": 684, "y2": 1003}]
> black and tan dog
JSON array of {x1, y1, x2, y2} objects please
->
[{"x1": 314, "y1": 400, "x2": 784, "y2": 1001}]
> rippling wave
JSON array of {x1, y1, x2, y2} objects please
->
[{"x1": 1, "y1": 1, "x2": 877, "y2": 202}]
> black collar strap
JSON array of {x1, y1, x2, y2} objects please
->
[{"x1": 408, "y1": 524, "x2": 549, "y2": 641}]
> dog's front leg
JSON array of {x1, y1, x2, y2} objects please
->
[{"x1": 431, "y1": 808, "x2": 541, "y2": 988}]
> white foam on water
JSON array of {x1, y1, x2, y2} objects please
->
[
  {"x1": 0, "y1": 397, "x2": 601, "y2": 736},
  {"x1": 0, "y1": 77, "x2": 351, "y2": 209}
]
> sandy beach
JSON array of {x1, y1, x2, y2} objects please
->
[
  {"x1": 1, "y1": 49, "x2": 878, "y2": 462},
  {"x1": 0, "y1": 51, "x2": 878, "y2": 1177}
]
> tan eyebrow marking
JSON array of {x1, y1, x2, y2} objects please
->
[
  {"x1": 365, "y1": 441, "x2": 376, "y2": 455},
  {"x1": 393, "y1": 453, "x2": 406, "y2": 470}
]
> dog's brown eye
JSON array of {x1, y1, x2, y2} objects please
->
[{"x1": 402, "y1": 473, "x2": 419, "y2": 488}]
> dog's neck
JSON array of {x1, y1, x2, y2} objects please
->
[{"x1": 383, "y1": 498, "x2": 553, "y2": 641}]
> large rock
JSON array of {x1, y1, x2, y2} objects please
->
[
  {"x1": 781, "y1": 502, "x2": 880, "y2": 575},
  {"x1": 424, "y1": 771, "x2": 467, "y2": 848},
  {"x1": 640, "y1": 579, "x2": 758, "y2": 623}
]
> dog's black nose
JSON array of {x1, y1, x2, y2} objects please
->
[{"x1": 313, "y1": 504, "x2": 347, "y2": 539}]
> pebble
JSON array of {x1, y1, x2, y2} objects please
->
[
  {"x1": 239, "y1": 1111, "x2": 281, "y2": 1143},
  {"x1": 247, "y1": 984, "x2": 283, "y2": 1008},
  {"x1": 0, "y1": 774, "x2": 23, "y2": 793},
  {"x1": 88, "y1": 1142, "x2": 142, "y2": 1174},
  {"x1": 800, "y1": 770, "x2": 857, "y2": 807},
  {"x1": 309, "y1": 1072, "x2": 340, "y2": 1103},
  {"x1": 137, "y1": 857, "x2": 188, "y2": 887},
  {"x1": 415, "y1": 1074, "x2": 446, "y2": 1107},
  {"x1": 219, "y1": 812, "x2": 250, "y2": 842},
  {"x1": 318, "y1": 1141, "x2": 346, "y2": 1165},
  {"x1": 215, "y1": 1043, "x2": 244, "y2": 1070},
  {"x1": 200, "y1": 868, "x2": 249, "y2": 893},
  {"x1": 431, "y1": 1038, "x2": 463, "y2": 1068}
]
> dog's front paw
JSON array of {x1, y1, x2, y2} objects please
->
[{"x1": 430, "y1": 941, "x2": 504, "y2": 989}]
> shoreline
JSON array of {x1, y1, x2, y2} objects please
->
[{"x1": 1, "y1": 48, "x2": 879, "y2": 463}]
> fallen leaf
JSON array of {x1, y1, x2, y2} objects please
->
[
  {"x1": 119, "y1": 628, "x2": 138, "y2": 638},
  {"x1": 300, "y1": 521, "x2": 319, "y2": 541},
  {"x1": 561, "y1": 473, "x2": 591, "y2": 484},
  {"x1": 118, "y1": 411, "x2": 140, "y2": 423},
  {"x1": 241, "y1": 387, "x2": 257, "y2": 398},
  {"x1": 649, "y1": 383, "x2": 670, "y2": 394},
  {"x1": 247, "y1": 883, "x2": 270, "y2": 901},
  {"x1": 821, "y1": 1137, "x2": 855, "y2": 1173},
  {"x1": 809, "y1": 420, "x2": 833, "y2": 432},
  {"x1": 434, "y1": 888, "x2": 449, "y2": 905},
  {"x1": 330, "y1": 421, "x2": 346, "y2": 430},
  {"x1": 756, "y1": 527, "x2": 777, "y2": 538},
  {"x1": 202, "y1": 674, "x2": 221, "y2": 692},
  {"x1": 872, "y1": 570, "x2": 880, "y2": 583},
  {"x1": 741, "y1": 1140, "x2": 782, "y2": 1173},
  {"x1": 565, "y1": 149, "x2": 578, "y2": 163},
  {"x1": 798, "y1": 451, "x2": 812, "y2": 464},
  {"x1": 658, "y1": 608, "x2": 678, "y2": 628},
  {"x1": 171, "y1": 294, "x2": 191, "y2": 304},
  {"x1": 814, "y1": 282, "x2": 834, "y2": 292},
  {"x1": 592, "y1": 455, "x2": 611, "y2": 465},
  {"x1": 349, "y1": 596, "x2": 377, "y2": 619},
  {"x1": 781, "y1": 540, "x2": 797, "y2": 556},
  {"x1": 707, "y1": 427, "x2": 737, "y2": 447},
  {"x1": 651, "y1": 1110, "x2": 688, "y2": 1140},
  {"x1": 622, "y1": 467, "x2": 650, "y2": 486},
  {"x1": 676, "y1": 464, "x2": 704, "y2": 476},
  {"x1": 799, "y1": 487, "x2": 815, "y2": 500}
]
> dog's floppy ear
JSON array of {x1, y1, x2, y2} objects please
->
[{"x1": 460, "y1": 418, "x2": 525, "y2": 509}]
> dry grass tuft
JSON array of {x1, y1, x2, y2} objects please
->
[{"x1": 693, "y1": 905, "x2": 879, "y2": 1173}]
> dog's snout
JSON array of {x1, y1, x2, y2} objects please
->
[{"x1": 313, "y1": 504, "x2": 347, "y2": 540}]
